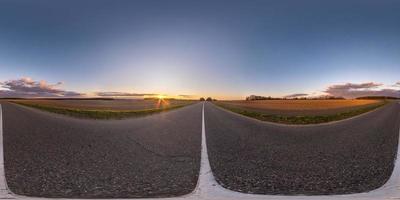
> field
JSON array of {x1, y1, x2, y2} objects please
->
[
  {"x1": 214, "y1": 99, "x2": 387, "y2": 124},
  {"x1": 10, "y1": 99, "x2": 197, "y2": 119}
]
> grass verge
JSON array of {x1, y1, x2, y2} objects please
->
[
  {"x1": 214, "y1": 101, "x2": 388, "y2": 125},
  {"x1": 12, "y1": 101, "x2": 192, "y2": 119}
]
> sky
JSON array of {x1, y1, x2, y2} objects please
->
[{"x1": 0, "y1": 0, "x2": 399, "y2": 99}]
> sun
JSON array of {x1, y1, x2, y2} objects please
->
[
  {"x1": 155, "y1": 94, "x2": 170, "y2": 108},
  {"x1": 157, "y1": 94, "x2": 166, "y2": 100}
]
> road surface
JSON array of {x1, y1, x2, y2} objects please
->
[
  {"x1": 1, "y1": 102, "x2": 202, "y2": 198},
  {"x1": 205, "y1": 102, "x2": 400, "y2": 195},
  {"x1": 0, "y1": 101, "x2": 399, "y2": 198}
]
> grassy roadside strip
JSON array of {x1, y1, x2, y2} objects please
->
[
  {"x1": 214, "y1": 101, "x2": 389, "y2": 125},
  {"x1": 11, "y1": 101, "x2": 193, "y2": 119}
]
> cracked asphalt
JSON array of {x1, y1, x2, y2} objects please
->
[
  {"x1": 205, "y1": 102, "x2": 400, "y2": 195},
  {"x1": 1, "y1": 102, "x2": 202, "y2": 198},
  {"x1": 1, "y1": 101, "x2": 399, "y2": 197}
]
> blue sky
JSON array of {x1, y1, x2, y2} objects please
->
[{"x1": 0, "y1": 0, "x2": 399, "y2": 99}]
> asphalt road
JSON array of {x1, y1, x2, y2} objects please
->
[
  {"x1": 1, "y1": 102, "x2": 202, "y2": 198},
  {"x1": 1, "y1": 101, "x2": 399, "y2": 198},
  {"x1": 205, "y1": 102, "x2": 400, "y2": 195}
]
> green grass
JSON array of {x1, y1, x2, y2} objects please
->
[
  {"x1": 214, "y1": 101, "x2": 388, "y2": 125},
  {"x1": 12, "y1": 101, "x2": 192, "y2": 119}
]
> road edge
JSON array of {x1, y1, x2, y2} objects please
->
[{"x1": 0, "y1": 104, "x2": 16, "y2": 198}]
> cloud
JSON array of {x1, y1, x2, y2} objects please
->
[
  {"x1": 327, "y1": 82, "x2": 382, "y2": 90},
  {"x1": 95, "y1": 92, "x2": 158, "y2": 97},
  {"x1": 0, "y1": 77, "x2": 83, "y2": 98},
  {"x1": 284, "y1": 93, "x2": 308, "y2": 98},
  {"x1": 178, "y1": 94, "x2": 196, "y2": 98},
  {"x1": 324, "y1": 82, "x2": 400, "y2": 98}
]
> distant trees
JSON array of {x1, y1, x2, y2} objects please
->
[
  {"x1": 200, "y1": 97, "x2": 217, "y2": 101},
  {"x1": 246, "y1": 95, "x2": 277, "y2": 101},
  {"x1": 245, "y1": 94, "x2": 346, "y2": 101},
  {"x1": 356, "y1": 96, "x2": 399, "y2": 100}
]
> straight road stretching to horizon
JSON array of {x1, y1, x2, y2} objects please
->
[{"x1": 0, "y1": 101, "x2": 399, "y2": 198}]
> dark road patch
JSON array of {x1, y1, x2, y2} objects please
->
[
  {"x1": 205, "y1": 102, "x2": 400, "y2": 195},
  {"x1": 2, "y1": 102, "x2": 202, "y2": 198}
]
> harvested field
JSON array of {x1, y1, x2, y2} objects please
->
[
  {"x1": 11, "y1": 99, "x2": 195, "y2": 111},
  {"x1": 216, "y1": 100, "x2": 383, "y2": 116},
  {"x1": 10, "y1": 99, "x2": 197, "y2": 119},
  {"x1": 215, "y1": 100, "x2": 388, "y2": 124}
]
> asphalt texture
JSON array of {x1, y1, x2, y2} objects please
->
[
  {"x1": 1, "y1": 102, "x2": 202, "y2": 198},
  {"x1": 205, "y1": 102, "x2": 400, "y2": 195}
]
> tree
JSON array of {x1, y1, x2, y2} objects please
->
[
  {"x1": 206, "y1": 97, "x2": 212, "y2": 101},
  {"x1": 200, "y1": 97, "x2": 205, "y2": 101}
]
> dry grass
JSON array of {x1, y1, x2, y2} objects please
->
[
  {"x1": 215, "y1": 100, "x2": 383, "y2": 116},
  {"x1": 11, "y1": 99, "x2": 197, "y2": 119},
  {"x1": 214, "y1": 99, "x2": 388, "y2": 124},
  {"x1": 12, "y1": 99, "x2": 195, "y2": 111}
]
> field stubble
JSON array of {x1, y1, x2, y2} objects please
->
[
  {"x1": 215, "y1": 99, "x2": 387, "y2": 124},
  {"x1": 10, "y1": 99, "x2": 197, "y2": 119}
]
